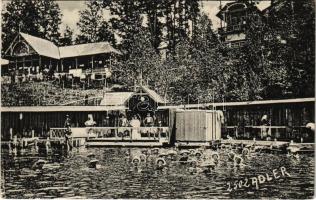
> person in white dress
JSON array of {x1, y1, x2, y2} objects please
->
[
  {"x1": 85, "y1": 114, "x2": 96, "y2": 127},
  {"x1": 130, "y1": 115, "x2": 141, "y2": 139}
]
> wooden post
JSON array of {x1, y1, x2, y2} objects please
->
[
  {"x1": 75, "y1": 58, "x2": 78, "y2": 69},
  {"x1": 39, "y1": 56, "x2": 42, "y2": 73},
  {"x1": 46, "y1": 137, "x2": 50, "y2": 153},
  {"x1": 8, "y1": 143, "x2": 12, "y2": 154},
  {"x1": 30, "y1": 57, "x2": 33, "y2": 74},
  {"x1": 91, "y1": 56, "x2": 94, "y2": 71},
  {"x1": 109, "y1": 54, "x2": 112, "y2": 68},
  {"x1": 61, "y1": 59, "x2": 64, "y2": 72},
  {"x1": 10, "y1": 128, "x2": 13, "y2": 140},
  {"x1": 34, "y1": 139, "x2": 38, "y2": 152},
  {"x1": 13, "y1": 135, "x2": 17, "y2": 146}
]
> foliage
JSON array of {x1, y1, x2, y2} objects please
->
[
  {"x1": 59, "y1": 25, "x2": 74, "y2": 46},
  {"x1": 76, "y1": 0, "x2": 115, "y2": 45},
  {"x1": 114, "y1": 27, "x2": 161, "y2": 86},
  {"x1": 240, "y1": 0, "x2": 315, "y2": 99},
  {"x1": 2, "y1": 0, "x2": 62, "y2": 53},
  {"x1": 2, "y1": 0, "x2": 314, "y2": 103}
]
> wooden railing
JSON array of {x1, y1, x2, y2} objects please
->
[
  {"x1": 49, "y1": 127, "x2": 170, "y2": 141},
  {"x1": 49, "y1": 128, "x2": 68, "y2": 139},
  {"x1": 86, "y1": 127, "x2": 169, "y2": 141}
]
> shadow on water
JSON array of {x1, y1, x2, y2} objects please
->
[{"x1": 1, "y1": 146, "x2": 314, "y2": 199}]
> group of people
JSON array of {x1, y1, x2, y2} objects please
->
[
  {"x1": 64, "y1": 112, "x2": 162, "y2": 140},
  {"x1": 119, "y1": 113, "x2": 159, "y2": 128}
]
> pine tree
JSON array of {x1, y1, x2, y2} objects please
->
[
  {"x1": 267, "y1": 0, "x2": 315, "y2": 98},
  {"x1": 160, "y1": 0, "x2": 200, "y2": 56},
  {"x1": 76, "y1": 0, "x2": 115, "y2": 44},
  {"x1": 35, "y1": 0, "x2": 62, "y2": 44},
  {"x1": 59, "y1": 25, "x2": 74, "y2": 46},
  {"x1": 97, "y1": 21, "x2": 116, "y2": 46},
  {"x1": 115, "y1": 26, "x2": 161, "y2": 86},
  {"x1": 2, "y1": 0, "x2": 62, "y2": 53},
  {"x1": 109, "y1": 0, "x2": 143, "y2": 57},
  {"x1": 140, "y1": 0, "x2": 164, "y2": 50}
]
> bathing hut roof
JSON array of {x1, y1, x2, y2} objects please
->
[
  {"x1": 0, "y1": 106, "x2": 127, "y2": 112},
  {"x1": 20, "y1": 33, "x2": 60, "y2": 59},
  {"x1": 140, "y1": 85, "x2": 167, "y2": 104},
  {"x1": 59, "y1": 42, "x2": 122, "y2": 58},
  {"x1": 100, "y1": 92, "x2": 134, "y2": 106}
]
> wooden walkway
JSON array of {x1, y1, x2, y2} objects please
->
[{"x1": 221, "y1": 139, "x2": 289, "y2": 147}]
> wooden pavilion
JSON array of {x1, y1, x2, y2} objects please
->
[{"x1": 3, "y1": 32, "x2": 121, "y2": 78}]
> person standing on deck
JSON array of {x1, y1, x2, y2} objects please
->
[
  {"x1": 64, "y1": 114, "x2": 72, "y2": 149},
  {"x1": 130, "y1": 115, "x2": 141, "y2": 139},
  {"x1": 144, "y1": 113, "x2": 154, "y2": 127},
  {"x1": 119, "y1": 114, "x2": 129, "y2": 127},
  {"x1": 306, "y1": 122, "x2": 315, "y2": 142},
  {"x1": 85, "y1": 114, "x2": 97, "y2": 127},
  {"x1": 260, "y1": 115, "x2": 270, "y2": 140}
]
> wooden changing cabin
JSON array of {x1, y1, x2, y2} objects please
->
[{"x1": 174, "y1": 110, "x2": 223, "y2": 147}]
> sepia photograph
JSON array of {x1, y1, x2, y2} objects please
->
[{"x1": 0, "y1": 0, "x2": 315, "y2": 199}]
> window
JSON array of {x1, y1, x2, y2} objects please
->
[
  {"x1": 231, "y1": 17, "x2": 237, "y2": 25},
  {"x1": 12, "y1": 42, "x2": 29, "y2": 56}
]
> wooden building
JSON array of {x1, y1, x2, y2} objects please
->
[
  {"x1": 1, "y1": 85, "x2": 169, "y2": 140},
  {"x1": 3, "y1": 32, "x2": 121, "y2": 78},
  {"x1": 159, "y1": 97, "x2": 315, "y2": 142},
  {"x1": 216, "y1": 1, "x2": 264, "y2": 48}
]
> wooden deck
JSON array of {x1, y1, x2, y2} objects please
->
[
  {"x1": 221, "y1": 139, "x2": 289, "y2": 147},
  {"x1": 85, "y1": 141, "x2": 168, "y2": 147}
]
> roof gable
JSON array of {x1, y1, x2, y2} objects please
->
[
  {"x1": 216, "y1": 1, "x2": 263, "y2": 20},
  {"x1": 140, "y1": 85, "x2": 167, "y2": 104},
  {"x1": 20, "y1": 32, "x2": 60, "y2": 59},
  {"x1": 100, "y1": 92, "x2": 134, "y2": 106}
]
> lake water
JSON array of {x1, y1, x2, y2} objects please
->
[{"x1": 1, "y1": 146, "x2": 314, "y2": 199}]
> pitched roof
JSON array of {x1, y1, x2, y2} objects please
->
[
  {"x1": 18, "y1": 33, "x2": 121, "y2": 59},
  {"x1": 59, "y1": 42, "x2": 122, "y2": 58},
  {"x1": 100, "y1": 92, "x2": 134, "y2": 106},
  {"x1": 216, "y1": 1, "x2": 264, "y2": 20},
  {"x1": 20, "y1": 33, "x2": 60, "y2": 59},
  {"x1": 140, "y1": 85, "x2": 167, "y2": 104}
]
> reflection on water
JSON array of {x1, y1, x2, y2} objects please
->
[{"x1": 1, "y1": 146, "x2": 314, "y2": 199}]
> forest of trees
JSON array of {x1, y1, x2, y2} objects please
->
[{"x1": 1, "y1": 0, "x2": 315, "y2": 103}]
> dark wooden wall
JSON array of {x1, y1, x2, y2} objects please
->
[
  {"x1": 1, "y1": 101, "x2": 314, "y2": 141},
  {"x1": 223, "y1": 102, "x2": 314, "y2": 127}
]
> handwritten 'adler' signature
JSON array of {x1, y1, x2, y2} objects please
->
[{"x1": 227, "y1": 166, "x2": 291, "y2": 191}]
